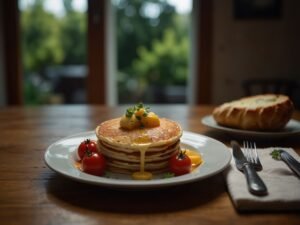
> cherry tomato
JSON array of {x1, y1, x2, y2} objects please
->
[
  {"x1": 169, "y1": 150, "x2": 192, "y2": 176},
  {"x1": 82, "y1": 152, "x2": 106, "y2": 176},
  {"x1": 77, "y1": 139, "x2": 98, "y2": 160}
]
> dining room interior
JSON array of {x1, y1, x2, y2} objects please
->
[{"x1": 0, "y1": 1, "x2": 300, "y2": 225}]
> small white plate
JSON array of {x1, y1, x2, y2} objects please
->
[
  {"x1": 202, "y1": 115, "x2": 300, "y2": 138},
  {"x1": 44, "y1": 131, "x2": 231, "y2": 189}
]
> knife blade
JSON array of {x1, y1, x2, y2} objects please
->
[
  {"x1": 278, "y1": 149, "x2": 300, "y2": 178},
  {"x1": 231, "y1": 141, "x2": 268, "y2": 196}
]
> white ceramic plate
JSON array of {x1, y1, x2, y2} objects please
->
[
  {"x1": 44, "y1": 131, "x2": 231, "y2": 189},
  {"x1": 202, "y1": 115, "x2": 300, "y2": 138}
]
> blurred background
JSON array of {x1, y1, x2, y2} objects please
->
[{"x1": 0, "y1": 0, "x2": 299, "y2": 108}]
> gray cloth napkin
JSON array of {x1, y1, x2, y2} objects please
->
[{"x1": 224, "y1": 147, "x2": 300, "y2": 211}]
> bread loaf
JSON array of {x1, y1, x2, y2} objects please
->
[{"x1": 212, "y1": 94, "x2": 294, "y2": 131}]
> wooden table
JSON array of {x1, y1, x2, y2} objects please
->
[{"x1": 0, "y1": 105, "x2": 299, "y2": 225}]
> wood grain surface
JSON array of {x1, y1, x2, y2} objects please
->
[{"x1": 0, "y1": 105, "x2": 299, "y2": 225}]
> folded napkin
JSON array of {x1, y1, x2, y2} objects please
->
[{"x1": 224, "y1": 147, "x2": 300, "y2": 211}]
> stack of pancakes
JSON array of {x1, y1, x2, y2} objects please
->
[{"x1": 95, "y1": 118, "x2": 182, "y2": 174}]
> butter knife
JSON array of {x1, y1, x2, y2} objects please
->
[
  {"x1": 231, "y1": 141, "x2": 268, "y2": 196},
  {"x1": 278, "y1": 149, "x2": 300, "y2": 178}
]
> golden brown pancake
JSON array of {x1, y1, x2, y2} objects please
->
[
  {"x1": 96, "y1": 118, "x2": 182, "y2": 147},
  {"x1": 95, "y1": 117, "x2": 182, "y2": 174}
]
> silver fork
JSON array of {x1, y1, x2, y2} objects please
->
[{"x1": 243, "y1": 141, "x2": 263, "y2": 171}]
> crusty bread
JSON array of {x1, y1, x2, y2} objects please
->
[{"x1": 212, "y1": 94, "x2": 294, "y2": 131}]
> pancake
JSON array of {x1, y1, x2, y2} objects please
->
[{"x1": 95, "y1": 117, "x2": 182, "y2": 174}]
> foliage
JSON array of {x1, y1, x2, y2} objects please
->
[
  {"x1": 21, "y1": 0, "x2": 87, "y2": 72},
  {"x1": 115, "y1": 0, "x2": 177, "y2": 71},
  {"x1": 23, "y1": 72, "x2": 52, "y2": 105},
  {"x1": 21, "y1": 0, "x2": 87, "y2": 104},
  {"x1": 60, "y1": 1, "x2": 87, "y2": 64},
  {"x1": 21, "y1": 0, "x2": 64, "y2": 73},
  {"x1": 115, "y1": 0, "x2": 190, "y2": 102},
  {"x1": 132, "y1": 28, "x2": 189, "y2": 86}
]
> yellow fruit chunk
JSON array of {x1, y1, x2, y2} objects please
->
[
  {"x1": 120, "y1": 115, "x2": 141, "y2": 130},
  {"x1": 185, "y1": 149, "x2": 203, "y2": 166},
  {"x1": 135, "y1": 108, "x2": 145, "y2": 118},
  {"x1": 141, "y1": 112, "x2": 160, "y2": 128}
]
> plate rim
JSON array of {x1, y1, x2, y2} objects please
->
[
  {"x1": 201, "y1": 115, "x2": 300, "y2": 137},
  {"x1": 44, "y1": 130, "x2": 232, "y2": 189}
]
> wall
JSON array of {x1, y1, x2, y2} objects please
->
[
  {"x1": 0, "y1": 1, "x2": 7, "y2": 106},
  {"x1": 212, "y1": 0, "x2": 300, "y2": 104}
]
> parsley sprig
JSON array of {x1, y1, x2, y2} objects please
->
[
  {"x1": 125, "y1": 103, "x2": 150, "y2": 118},
  {"x1": 270, "y1": 149, "x2": 281, "y2": 160},
  {"x1": 163, "y1": 172, "x2": 175, "y2": 178},
  {"x1": 125, "y1": 107, "x2": 135, "y2": 118}
]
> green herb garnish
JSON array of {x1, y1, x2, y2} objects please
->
[
  {"x1": 270, "y1": 149, "x2": 281, "y2": 160},
  {"x1": 125, "y1": 103, "x2": 151, "y2": 118},
  {"x1": 126, "y1": 107, "x2": 135, "y2": 118},
  {"x1": 142, "y1": 106, "x2": 150, "y2": 117},
  {"x1": 136, "y1": 102, "x2": 144, "y2": 109},
  {"x1": 162, "y1": 172, "x2": 175, "y2": 178},
  {"x1": 103, "y1": 172, "x2": 111, "y2": 178}
]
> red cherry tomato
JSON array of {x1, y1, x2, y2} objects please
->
[
  {"x1": 169, "y1": 150, "x2": 192, "y2": 176},
  {"x1": 82, "y1": 152, "x2": 106, "y2": 176},
  {"x1": 77, "y1": 139, "x2": 98, "y2": 160}
]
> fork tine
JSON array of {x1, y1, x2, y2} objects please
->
[
  {"x1": 253, "y1": 142, "x2": 261, "y2": 166},
  {"x1": 253, "y1": 142, "x2": 257, "y2": 163},
  {"x1": 243, "y1": 141, "x2": 251, "y2": 163},
  {"x1": 243, "y1": 141, "x2": 247, "y2": 160},
  {"x1": 244, "y1": 141, "x2": 263, "y2": 170},
  {"x1": 249, "y1": 141, "x2": 255, "y2": 163}
]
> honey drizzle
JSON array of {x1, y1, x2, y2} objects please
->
[{"x1": 131, "y1": 143, "x2": 153, "y2": 180}]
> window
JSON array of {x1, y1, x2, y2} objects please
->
[
  {"x1": 19, "y1": 0, "x2": 88, "y2": 104},
  {"x1": 3, "y1": 0, "x2": 212, "y2": 105},
  {"x1": 113, "y1": 0, "x2": 192, "y2": 104}
]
